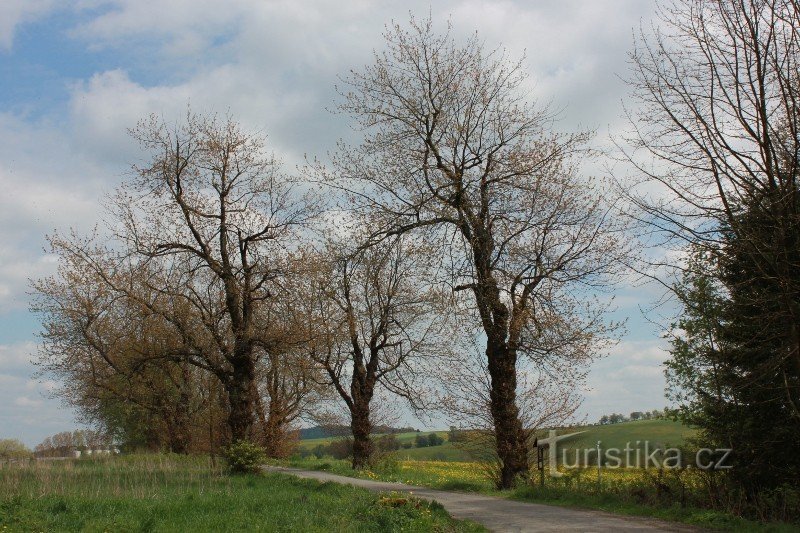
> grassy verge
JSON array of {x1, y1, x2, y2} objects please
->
[
  {"x1": 283, "y1": 457, "x2": 799, "y2": 532},
  {"x1": 0, "y1": 455, "x2": 484, "y2": 532}
]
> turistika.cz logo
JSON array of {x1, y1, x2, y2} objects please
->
[{"x1": 537, "y1": 430, "x2": 732, "y2": 477}]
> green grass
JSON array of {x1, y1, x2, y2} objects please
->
[
  {"x1": 391, "y1": 443, "x2": 472, "y2": 462},
  {"x1": 551, "y1": 419, "x2": 697, "y2": 455},
  {"x1": 0, "y1": 455, "x2": 485, "y2": 532}
]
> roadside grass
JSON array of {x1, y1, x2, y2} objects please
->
[
  {"x1": 0, "y1": 455, "x2": 484, "y2": 532},
  {"x1": 284, "y1": 457, "x2": 798, "y2": 532}
]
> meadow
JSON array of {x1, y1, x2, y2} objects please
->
[{"x1": 0, "y1": 455, "x2": 483, "y2": 532}]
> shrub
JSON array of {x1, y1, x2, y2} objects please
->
[
  {"x1": 370, "y1": 455, "x2": 401, "y2": 475},
  {"x1": 427, "y1": 433, "x2": 444, "y2": 447},
  {"x1": 326, "y1": 438, "x2": 354, "y2": 460},
  {"x1": 222, "y1": 440, "x2": 266, "y2": 474},
  {"x1": 375, "y1": 435, "x2": 400, "y2": 452}
]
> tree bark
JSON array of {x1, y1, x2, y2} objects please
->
[
  {"x1": 486, "y1": 339, "x2": 529, "y2": 488},
  {"x1": 350, "y1": 383, "x2": 374, "y2": 469},
  {"x1": 226, "y1": 357, "x2": 257, "y2": 442}
]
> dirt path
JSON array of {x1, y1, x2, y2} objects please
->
[{"x1": 264, "y1": 466, "x2": 699, "y2": 532}]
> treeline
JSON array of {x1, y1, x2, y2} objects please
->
[
  {"x1": 300, "y1": 432, "x2": 446, "y2": 460},
  {"x1": 299, "y1": 426, "x2": 418, "y2": 440},
  {"x1": 34, "y1": 430, "x2": 114, "y2": 458},
  {"x1": 0, "y1": 439, "x2": 32, "y2": 462},
  {"x1": 597, "y1": 410, "x2": 665, "y2": 425}
]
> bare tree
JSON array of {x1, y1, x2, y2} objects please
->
[
  {"x1": 302, "y1": 234, "x2": 446, "y2": 469},
  {"x1": 437, "y1": 322, "x2": 592, "y2": 487},
  {"x1": 44, "y1": 112, "x2": 317, "y2": 444},
  {"x1": 316, "y1": 18, "x2": 626, "y2": 487}
]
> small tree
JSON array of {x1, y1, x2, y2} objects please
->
[
  {"x1": 0, "y1": 439, "x2": 32, "y2": 462},
  {"x1": 303, "y1": 234, "x2": 446, "y2": 469},
  {"x1": 427, "y1": 433, "x2": 443, "y2": 447}
]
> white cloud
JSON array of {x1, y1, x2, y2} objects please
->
[
  {"x1": 0, "y1": 113, "x2": 109, "y2": 310},
  {"x1": 0, "y1": 0, "x2": 55, "y2": 51},
  {"x1": 0, "y1": 343, "x2": 77, "y2": 445},
  {"x1": 14, "y1": 396, "x2": 43, "y2": 408},
  {"x1": 582, "y1": 339, "x2": 670, "y2": 420},
  {"x1": 0, "y1": 342, "x2": 37, "y2": 370}
]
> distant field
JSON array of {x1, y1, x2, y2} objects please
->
[
  {"x1": 299, "y1": 420, "x2": 696, "y2": 463},
  {"x1": 299, "y1": 431, "x2": 448, "y2": 448},
  {"x1": 0, "y1": 455, "x2": 482, "y2": 532},
  {"x1": 550, "y1": 419, "x2": 697, "y2": 454}
]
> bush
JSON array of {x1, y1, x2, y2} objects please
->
[
  {"x1": 427, "y1": 433, "x2": 444, "y2": 447},
  {"x1": 326, "y1": 438, "x2": 354, "y2": 460},
  {"x1": 375, "y1": 434, "x2": 400, "y2": 452},
  {"x1": 222, "y1": 440, "x2": 266, "y2": 474},
  {"x1": 370, "y1": 455, "x2": 401, "y2": 475}
]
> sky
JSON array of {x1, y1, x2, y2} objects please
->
[{"x1": 0, "y1": 0, "x2": 671, "y2": 447}]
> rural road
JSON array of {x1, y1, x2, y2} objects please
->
[{"x1": 264, "y1": 466, "x2": 699, "y2": 532}]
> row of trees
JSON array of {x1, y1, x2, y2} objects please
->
[
  {"x1": 34, "y1": 430, "x2": 113, "y2": 457},
  {"x1": 597, "y1": 410, "x2": 664, "y2": 425},
  {"x1": 33, "y1": 18, "x2": 622, "y2": 488}
]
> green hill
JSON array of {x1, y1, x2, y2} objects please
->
[
  {"x1": 538, "y1": 419, "x2": 697, "y2": 466},
  {"x1": 296, "y1": 420, "x2": 696, "y2": 463},
  {"x1": 552, "y1": 419, "x2": 695, "y2": 450}
]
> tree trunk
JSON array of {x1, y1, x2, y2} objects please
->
[
  {"x1": 165, "y1": 411, "x2": 191, "y2": 454},
  {"x1": 227, "y1": 357, "x2": 256, "y2": 442},
  {"x1": 169, "y1": 364, "x2": 193, "y2": 454},
  {"x1": 486, "y1": 339, "x2": 529, "y2": 489},
  {"x1": 260, "y1": 396, "x2": 294, "y2": 458},
  {"x1": 350, "y1": 387, "x2": 373, "y2": 469}
]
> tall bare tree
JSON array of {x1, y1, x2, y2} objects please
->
[{"x1": 317, "y1": 18, "x2": 626, "y2": 487}]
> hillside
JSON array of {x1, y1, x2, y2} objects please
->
[{"x1": 297, "y1": 420, "x2": 695, "y2": 463}]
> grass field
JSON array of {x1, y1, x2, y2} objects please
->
[
  {"x1": 551, "y1": 419, "x2": 697, "y2": 453},
  {"x1": 0, "y1": 455, "x2": 484, "y2": 532}
]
